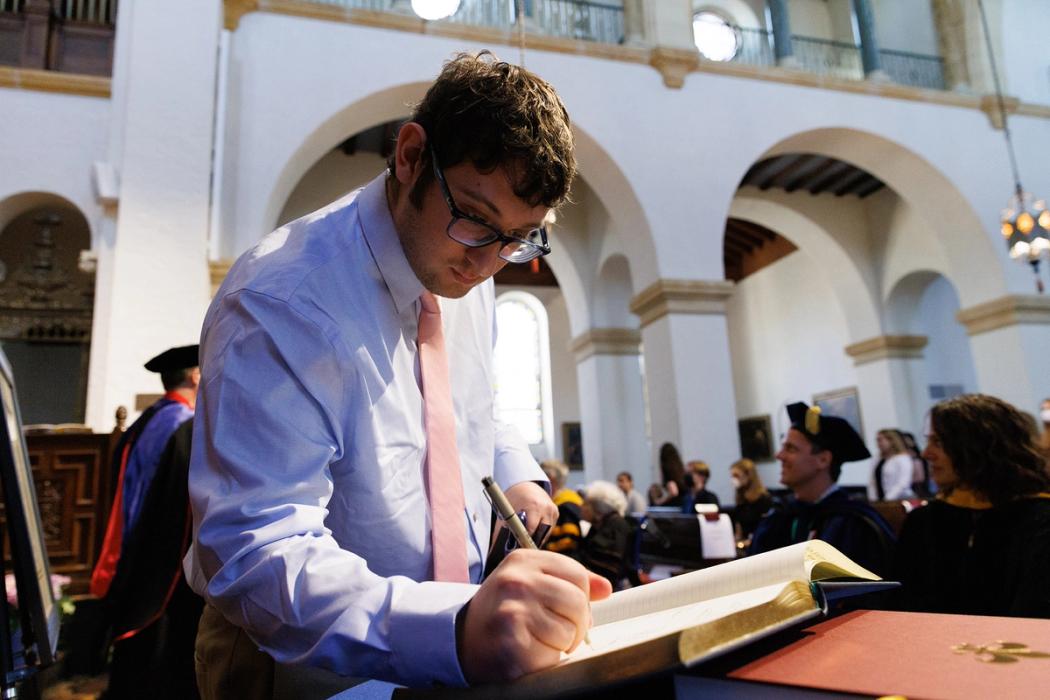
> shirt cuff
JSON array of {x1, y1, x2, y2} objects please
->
[
  {"x1": 493, "y1": 453, "x2": 548, "y2": 495},
  {"x1": 388, "y1": 580, "x2": 477, "y2": 687}
]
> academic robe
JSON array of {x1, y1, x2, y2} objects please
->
[
  {"x1": 749, "y1": 488, "x2": 896, "y2": 577},
  {"x1": 893, "y1": 496, "x2": 1050, "y2": 618},
  {"x1": 90, "y1": 393, "x2": 193, "y2": 599}
]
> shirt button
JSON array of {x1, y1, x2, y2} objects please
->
[{"x1": 472, "y1": 512, "x2": 478, "y2": 523}]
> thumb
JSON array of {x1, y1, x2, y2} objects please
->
[{"x1": 587, "y1": 572, "x2": 613, "y2": 601}]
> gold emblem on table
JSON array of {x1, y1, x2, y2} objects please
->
[{"x1": 952, "y1": 641, "x2": 1050, "y2": 664}]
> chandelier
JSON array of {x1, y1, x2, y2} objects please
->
[{"x1": 977, "y1": 0, "x2": 1049, "y2": 291}]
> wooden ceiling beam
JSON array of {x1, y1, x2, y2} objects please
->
[
  {"x1": 832, "y1": 169, "x2": 872, "y2": 196},
  {"x1": 784, "y1": 156, "x2": 829, "y2": 192},
  {"x1": 807, "y1": 160, "x2": 853, "y2": 195},
  {"x1": 856, "y1": 178, "x2": 886, "y2": 198},
  {"x1": 731, "y1": 218, "x2": 778, "y2": 243}
]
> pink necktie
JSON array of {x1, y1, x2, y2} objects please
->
[{"x1": 418, "y1": 291, "x2": 470, "y2": 583}]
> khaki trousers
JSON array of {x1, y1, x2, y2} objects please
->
[{"x1": 195, "y1": 604, "x2": 369, "y2": 700}]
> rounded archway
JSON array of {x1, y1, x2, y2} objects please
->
[{"x1": 0, "y1": 192, "x2": 95, "y2": 424}]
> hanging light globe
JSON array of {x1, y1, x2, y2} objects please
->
[
  {"x1": 412, "y1": 0, "x2": 460, "y2": 21},
  {"x1": 1001, "y1": 190, "x2": 1050, "y2": 260}
]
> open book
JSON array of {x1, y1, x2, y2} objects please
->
[{"x1": 501, "y1": 540, "x2": 890, "y2": 698}]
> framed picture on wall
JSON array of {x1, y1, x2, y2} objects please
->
[
  {"x1": 562, "y1": 422, "x2": 583, "y2": 471},
  {"x1": 737, "y1": 414, "x2": 774, "y2": 461},
  {"x1": 813, "y1": 386, "x2": 863, "y2": 438}
]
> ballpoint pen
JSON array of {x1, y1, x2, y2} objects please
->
[{"x1": 481, "y1": 476, "x2": 592, "y2": 646}]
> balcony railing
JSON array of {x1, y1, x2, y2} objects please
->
[
  {"x1": 879, "y1": 48, "x2": 946, "y2": 91},
  {"x1": 0, "y1": 0, "x2": 117, "y2": 75},
  {"x1": 311, "y1": 0, "x2": 624, "y2": 44},
  {"x1": 728, "y1": 26, "x2": 945, "y2": 91}
]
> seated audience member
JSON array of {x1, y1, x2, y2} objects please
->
[
  {"x1": 893, "y1": 394, "x2": 1050, "y2": 618},
  {"x1": 868, "y1": 429, "x2": 915, "y2": 501},
  {"x1": 899, "y1": 431, "x2": 933, "y2": 497},
  {"x1": 577, "y1": 481, "x2": 638, "y2": 589},
  {"x1": 750, "y1": 403, "x2": 895, "y2": 576},
  {"x1": 616, "y1": 471, "x2": 648, "y2": 514},
  {"x1": 729, "y1": 458, "x2": 774, "y2": 545},
  {"x1": 651, "y1": 442, "x2": 687, "y2": 507},
  {"x1": 682, "y1": 460, "x2": 720, "y2": 512},
  {"x1": 541, "y1": 459, "x2": 583, "y2": 555}
]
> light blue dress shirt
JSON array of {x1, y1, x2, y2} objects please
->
[{"x1": 184, "y1": 174, "x2": 545, "y2": 687}]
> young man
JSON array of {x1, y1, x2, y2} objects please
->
[
  {"x1": 749, "y1": 402, "x2": 895, "y2": 576},
  {"x1": 186, "y1": 52, "x2": 610, "y2": 696}
]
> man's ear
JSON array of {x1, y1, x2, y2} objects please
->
[
  {"x1": 814, "y1": 449, "x2": 833, "y2": 472},
  {"x1": 392, "y1": 122, "x2": 427, "y2": 188}
]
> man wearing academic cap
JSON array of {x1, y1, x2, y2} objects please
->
[
  {"x1": 91, "y1": 344, "x2": 202, "y2": 699},
  {"x1": 749, "y1": 402, "x2": 895, "y2": 576}
]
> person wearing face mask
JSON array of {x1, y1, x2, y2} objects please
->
[
  {"x1": 728, "y1": 459, "x2": 774, "y2": 547},
  {"x1": 892, "y1": 394, "x2": 1050, "y2": 617}
]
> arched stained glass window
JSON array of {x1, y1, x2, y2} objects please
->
[{"x1": 494, "y1": 292, "x2": 552, "y2": 448}]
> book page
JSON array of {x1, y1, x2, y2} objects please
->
[
  {"x1": 593, "y1": 540, "x2": 877, "y2": 626},
  {"x1": 569, "y1": 582, "x2": 792, "y2": 664}
]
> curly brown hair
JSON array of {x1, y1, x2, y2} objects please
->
[
  {"x1": 929, "y1": 394, "x2": 1050, "y2": 506},
  {"x1": 389, "y1": 51, "x2": 575, "y2": 210}
]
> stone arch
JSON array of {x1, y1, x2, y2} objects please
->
[
  {"x1": 0, "y1": 191, "x2": 95, "y2": 423},
  {"x1": 729, "y1": 193, "x2": 882, "y2": 340},
  {"x1": 593, "y1": 254, "x2": 636, "y2": 328},
  {"x1": 754, "y1": 127, "x2": 1005, "y2": 307},
  {"x1": 884, "y1": 269, "x2": 978, "y2": 414}
]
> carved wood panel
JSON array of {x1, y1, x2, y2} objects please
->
[{"x1": 0, "y1": 433, "x2": 115, "y2": 596}]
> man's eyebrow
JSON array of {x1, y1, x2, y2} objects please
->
[{"x1": 458, "y1": 185, "x2": 544, "y2": 230}]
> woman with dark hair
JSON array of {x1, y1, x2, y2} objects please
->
[
  {"x1": 650, "y1": 442, "x2": 686, "y2": 507},
  {"x1": 893, "y1": 394, "x2": 1050, "y2": 617}
]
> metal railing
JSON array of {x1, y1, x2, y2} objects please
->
[
  {"x1": 56, "y1": 0, "x2": 118, "y2": 24},
  {"x1": 735, "y1": 26, "x2": 775, "y2": 68},
  {"x1": 0, "y1": 0, "x2": 25, "y2": 13},
  {"x1": 727, "y1": 26, "x2": 944, "y2": 91},
  {"x1": 790, "y1": 35, "x2": 864, "y2": 81},
  {"x1": 879, "y1": 48, "x2": 945, "y2": 90},
  {"x1": 309, "y1": 0, "x2": 623, "y2": 44}
]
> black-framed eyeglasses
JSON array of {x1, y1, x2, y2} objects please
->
[{"x1": 429, "y1": 144, "x2": 551, "y2": 264}]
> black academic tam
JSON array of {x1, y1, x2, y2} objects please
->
[
  {"x1": 786, "y1": 401, "x2": 870, "y2": 463},
  {"x1": 144, "y1": 344, "x2": 199, "y2": 373}
]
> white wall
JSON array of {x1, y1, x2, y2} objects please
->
[
  {"x1": 726, "y1": 250, "x2": 866, "y2": 488},
  {"x1": 872, "y1": 0, "x2": 938, "y2": 55},
  {"x1": 918, "y1": 276, "x2": 977, "y2": 400},
  {"x1": 788, "y1": 0, "x2": 834, "y2": 39},
  {"x1": 1001, "y1": 0, "x2": 1050, "y2": 106}
]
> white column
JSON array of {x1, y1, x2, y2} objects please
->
[
  {"x1": 570, "y1": 328, "x2": 649, "y2": 485},
  {"x1": 957, "y1": 295, "x2": 1050, "y2": 412},
  {"x1": 630, "y1": 280, "x2": 739, "y2": 502},
  {"x1": 844, "y1": 335, "x2": 929, "y2": 439},
  {"x1": 85, "y1": 0, "x2": 220, "y2": 429}
]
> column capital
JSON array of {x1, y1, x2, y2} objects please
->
[
  {"x1": 224, "y1": 0, "x2": 259, "y2": 31},
  {"x1": 649, "y1": 47, "x2": 699, "y2": 89},
  {"x1": 629, "y1": 279, "x2": 735, "y2": 327},
  {"x1": 956, "y1": 294, "x2": 1050, "y2": 335},
  {"x1": 570, "y1": 328, "x2": 642, "y2": 363},
  {"x1": 209, "y1": 258, "x2": 233, "y2": 297},
  {"x1": 844, "y1": 334, "x2": 928, "y2": 365}
]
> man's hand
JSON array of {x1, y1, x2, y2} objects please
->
[
  {"x1": 459, "y1": 549, "x2": 612, "y2": 684},
  {"x1": 503, "y1": 481, "x2": 559, "y2": 541}
]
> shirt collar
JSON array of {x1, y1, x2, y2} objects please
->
[{"x1": 359, "y1": 173, "x2": 424, "y2": 316}]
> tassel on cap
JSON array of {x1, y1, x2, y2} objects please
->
[{"x1": 805, "y1": 405, "x2": 822, "y2": 435}]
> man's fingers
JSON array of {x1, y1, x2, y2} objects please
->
[{"x1": 588, "y1": 572, "x2": 613, "y2": 601}]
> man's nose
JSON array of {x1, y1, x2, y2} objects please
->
[{"x1": 465, "y1": 243, "x2": 503, "y2": 273}]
